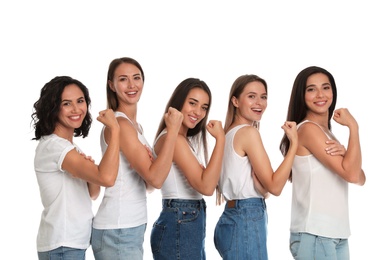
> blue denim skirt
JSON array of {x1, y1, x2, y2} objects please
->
[
  {"x1": 214, "y1": 197, "x2": 268, "y2": 260},
  {"x1": 150, "y1": 199, "x2": 206, "y2": 260}
]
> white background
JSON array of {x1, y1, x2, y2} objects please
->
[{"x1": 1, "y1": 1, "x2": 389, "y2": 259}]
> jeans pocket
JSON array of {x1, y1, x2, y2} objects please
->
[
  {"x1": 214, "y1": 219, "x2": 235, "y2": 255},
  {"x1": 150, "y1": 223, "x2": 166, "y2": 254},
  {"x1": 177, "y1": 207, "x2": 200, "y2": 223},
  {"x1": 289, "y1": 233, "x2": 301, "y2": 258}
]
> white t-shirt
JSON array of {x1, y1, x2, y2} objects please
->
[
  {"x1": 218, "y1": 124, "x2": 263, "y2": 200},
  {"x1": 290, "y1": 120, "x2": 350, "y2": 238},
  {"x1": 93, "y1": 111, "x2": 150, "y2": 229},
  {"x1": 34, "y1": 134, "x2": 93, "y2": 252}
]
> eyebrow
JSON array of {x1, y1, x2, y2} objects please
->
[
  {"x1": 62, "y1": 96, "x2": 85, "y2": 102},
  {"x1": 306, "y1": 82, "x2": 331, "y2": 88},
  {"x1": 189, "y1": 97, "x2": 209, "y2": 107},
  {"x1": 118, "y1": 73, "x2": 141, "y2": 77}
]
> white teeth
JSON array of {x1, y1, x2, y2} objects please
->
[
  {"x1": 190, "y1": 116, "x2": 197, "y2": 121},
  {"x1": 70, "y1": 116, "x2": 80, "y2": 120},
  {"x1": 126, "y1": 91, "x2": 136, "y2": 95}
]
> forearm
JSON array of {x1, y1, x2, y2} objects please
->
[
  {"x1": 342, "y1": 126, "x2": 363, "y2": 182},
  {"x1": 199, "y1": 138, "x2": 225, "y2": 195},
  {"x1": 98, "y1": 129, "x2": 120, "y2": 186},
  {"x1": 147, "y1": 131, "x2": 178, "y2": 188}
]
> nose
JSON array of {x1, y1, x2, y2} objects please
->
[
  {"x1": 193, "y1": 106, "x2": 201, "y2": 116},
  {"x1": 127, "y1": 79, "x2": 135, "y2": 89},
  {"x1": 317, "y1": 89, "x2": 324, "y2": 97},
  {"x1": 71, "y1": 103, "x2": 81, "y2": 113}
]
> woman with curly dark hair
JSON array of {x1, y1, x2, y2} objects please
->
[{"x1": 31, "y1": 76, "x2": 120, "y2": 260}]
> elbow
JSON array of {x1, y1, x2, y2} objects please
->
[
  {"x1": 345, "y1": 170, "x2": 365, "y2": 186},
  {"x1": 268, "y1": 187, "x2": 283, "y2": 197},
  {"x1": 147, "y1": 177, "x2": 164, "y2": 189},
  {"x1": 151, "y1": 181, "x2": 163, "y2": 189},
  {"x1": 90, "y1": 194, "x2": 99, "y2": 201},
  {"x1": 101, "y1": 175, "x2": 117, "y2": 187},
  {"x1": 200, "y1": 186, "x2": 215, "y2": 196},
  {"x1": 203, "y1": 190, "x2": 215, "y2": 196}
]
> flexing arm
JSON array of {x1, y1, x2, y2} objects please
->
[
  {"x1": 301, "y1": 110, "x2": 365, "y2": 186},
  {"x1": 62, "y1": 109, "x2": 121, "y2": 187},
  {"x1": 333, "y1": 108, "x2": 365, "y2": 185},
  {"x1": 118, "y1": 107, "x2": 183, "y2": 189},
  {"x1": 172, "y1": 120, "x2": 225, "y2": 196},
  {"x1": 246, "y1": 122, "x2": 298, "y2": 196}
]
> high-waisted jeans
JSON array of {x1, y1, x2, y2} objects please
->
[
  {"x1": 150, "y1": 198, "x2": 206, "y2": 260},
  {"x1": 214, "y1": 197, "x2": 268, "y2": 260}
]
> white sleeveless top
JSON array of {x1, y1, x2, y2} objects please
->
[
  {"x1": 218, "y1": 124, "x2": 263, "y2": 200},
  {"x1": 93, "y1": 111, "x2": 151, "y2": 229},
  {"x1": 290, "y1": 120, "x2": 350, "y2": 238},
  {"x1": 154, "y1": 130, "x2": 203, "y2": 200}
]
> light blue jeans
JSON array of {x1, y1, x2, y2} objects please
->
[
  {"x1": 214, "y1": 198, "x2": 268, "y2": 260},
  {"x1": 290, "y1": 232, "x2": 350, "y2": 260},
  {"x1": 91, "y1": 224, "x2": 146, "y2": 260},
  {"x1": 38, "y1": 246, "x2": 86, "y2": 260},
  {"x1": 150, "y1": 199, "x2": 206, "y2": 260}
]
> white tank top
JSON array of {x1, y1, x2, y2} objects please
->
[
  {"x1": 218, "y1": 124, "x2": 263, "y2": 200},
  {"x1": 290, "y1": 120, "x2": 350, "y2": 238},
  {"x1": 154, "y1": 130, "x2": 203, "y2": 200},
  {"x1": 93, "y1": 111, "x2": 150, "y2": 229}
]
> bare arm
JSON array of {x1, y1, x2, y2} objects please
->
[
  {"x1": 244, "y1": 122, "x2": 298, "y2": 196},
  {"x1": 117, "y1": 107, "x2": 183, "y2": 189},
  {"x1": 301, "y1": 110, "x2": 365, "y2": 185},
  {"x1": 172, "y1": 120, "x2": 225, "y2": 196},
  {"x1": 62, "y1": 109, "x2": 121, "y2": 187}
]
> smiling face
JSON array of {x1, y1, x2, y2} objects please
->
[
  {"x1": 180, "y1": 87, "x2": 210, "y2": 132},
  {"x1": 232, "y1": 81, "x2": 268, "y2": 124},
  {"x1": 55, "y1": 84, "x2": 87, "y2": 140},
  {"x1": 109, "y1": 62, "x2": 144, "y2": 106},
  {"x1": 304, "y1": 72, "x2": 333, "y2": 117}
]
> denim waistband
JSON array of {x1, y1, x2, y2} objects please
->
[
  {"x1": 225, "y1": 197, "x2": 266, "y2": 209},
  {"x1": 162, "y1": 198, "x2": 206, "y2": 209}
]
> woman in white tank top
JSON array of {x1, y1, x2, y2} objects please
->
[
  {"x1": 91, "y1": 57, "x2": 183, "y2": 260},
  {"x1": 214, "y1": 74, "x2": 298, "y2": 259},
  {"x1": 279, "y1": 66, "x2": 366, "y2": 260},
  {"x1": 150, "y1": 78, "x2": 225, "y2": 260}
]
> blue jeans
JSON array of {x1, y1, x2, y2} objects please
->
[
  {"x1": 38, "y1": 247, "x2": 86, "y2": 260},
  {"x1": 214, "y1": 198, "x2": 268, "y2": 260},
  {"x1": 150, "y1": 199, "x2": 206, "y2": 260},
  {"x1": 91, "y1": 224, "x2": 146, "y2": 260},
  {"x1": 290, "y1": 232, "x2": 350, "y2": 260}
]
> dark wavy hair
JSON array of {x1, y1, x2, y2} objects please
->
[
  {"x1": 279, "y1": 66, "x2": 338, "y2": 157},
  {"x1": 31, "y1": 76, "x2": 92, "y2": 140},
  {"x1": 106, "y1": 57, "x2": 145, "y2": 110},
  {"x1": 155, "y1": 78, "x2": 212, "y2": 164}
]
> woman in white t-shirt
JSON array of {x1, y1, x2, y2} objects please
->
[
  {"x1": 279, "y1": 66, "x2": 366, "y2": 259},
  {"x1": 31, "y1": 76, "x2": 120, "y2": 259}
]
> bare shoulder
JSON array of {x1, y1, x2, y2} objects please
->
[{"x1": 234, "y1": 125, "x2": 262, "y2": 156}]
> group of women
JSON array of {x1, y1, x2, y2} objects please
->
[{"x1": 31, "y1": 57, "x2": 365, "y2": 260}]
